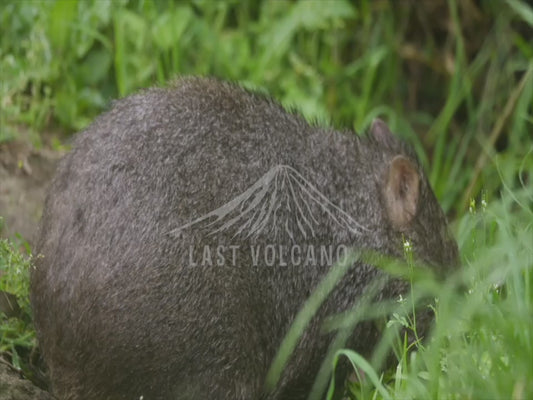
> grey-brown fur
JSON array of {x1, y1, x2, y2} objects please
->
[{"x1": 31, "y1": 77, "x2": 458, "y2": 399}]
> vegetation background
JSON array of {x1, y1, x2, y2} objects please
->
[{"x1": 0, "y1": 0, "x2": 531, "y2": 399}]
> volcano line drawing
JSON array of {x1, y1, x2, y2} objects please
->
[{"x1": 169, "y1": 165, "x2": 368, "y2": 240}]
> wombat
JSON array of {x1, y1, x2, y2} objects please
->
[{"x1": 31, "y1": 77, "x2": 458, "y2": 400}]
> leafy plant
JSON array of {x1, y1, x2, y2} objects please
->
[
  {"x1": 333, "y1": 162, "x2": 533, "y2": 399},
  {"x1": 0, "y1": 234, "x2": 36, "y2": 370}
]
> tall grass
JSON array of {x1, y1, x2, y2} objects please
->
[
  {"x1": 0, "y1": 231, "x2": 36, "y2": 373},
  {"x1": 1, "y1": 0, "x2": 531, "y2": 214},
  {"x1": 338, "y1": 176, "x2": 533, "y2": 399},
  {"x1": 0, "y1": 0, "x2": 531, "y2": 397}
]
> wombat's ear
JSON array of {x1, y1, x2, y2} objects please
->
[
  {"x1": 370, "y1": 118, "x2": 395, "y2": 146},
  {"x1": 383, "y1": 155, "x2": 420, "y2": 230}
]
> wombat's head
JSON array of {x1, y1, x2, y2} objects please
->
[{"x1": 365, "y1": 119, "x2": 459, "y2": 276}]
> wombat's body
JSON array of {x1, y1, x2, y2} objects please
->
[{"x1": 31, "y1": 78, "x2": 458, "y2": 399}]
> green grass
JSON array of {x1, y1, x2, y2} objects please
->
[
  {"x1": 0, "y1": 0, "x2": 531, "y2": 397},
  {"x1": 2, "y1": 0, "x2": 531, "y2": 215},
  {"x1": 337, "y1": 180, "x2": 533, "y2": 399},
  {"x1": 0, "y1": 228, "x2": 36, "y2": 372},
  {"x1": 264, "y1": 173, "x2": 532, "y2": 399}
]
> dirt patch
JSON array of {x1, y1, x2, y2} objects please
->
[
  {"x1": 0, "y1": 140, "x2": 62, "y2": 244},
  {"x1": 0, "y1": 359, "x2": 52, "y2": 400},
  {"x1": 0, "y1": 139, "x2": 62, "y2": 397}
]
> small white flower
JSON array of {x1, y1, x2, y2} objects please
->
[{"x1": 469, "y1": 198, "x2": 476, "y2": 214}]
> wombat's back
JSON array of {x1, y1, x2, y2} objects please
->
[
  {"x1": 32, "y1": 78, "x2": 458, "y2": 399},
  {"x1": 32, "y1": 78, "x2": 339, "y2": 399}
]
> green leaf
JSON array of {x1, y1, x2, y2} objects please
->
[
  {"x1": 48, "y1": 0, "x2": 79, "y2": 52},
  {"x1": 152, "y1": 7, "x2": 193, "y2": 51},
  {"x1": 506, "y1": 0, "x2": 533, "y2": 26},
  {"x1": 329, "y1": 349, "x2": 392, "y2": 400},
  {"x1": 76, "y1": 49, "x2": 112, "y2": 85},
  {"x1": 293, "y1": 0, "x2": 356, "y2": 30}
]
